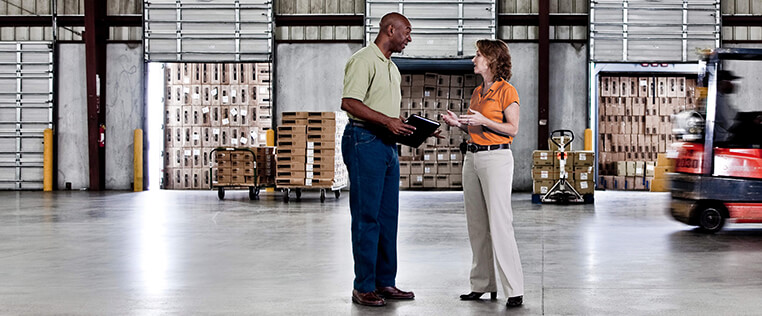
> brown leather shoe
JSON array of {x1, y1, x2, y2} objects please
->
[
  {"x1": 376, "y1": 286, "x2": 415, "y2": 300},
  {"x1": 352, "y1": 289, "x2": 386, "y2": 306}
]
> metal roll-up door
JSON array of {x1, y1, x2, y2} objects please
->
[
  {"x1": 144, "y1": 0, "x2": 273, "y2": 62},
  {"x1": 0, "y1": 42, "x2": 53, "y2": 190},
  {"x1": 366, "y1": 0, "x2": 496, "y2": 58},
  {"x1": 590, "y1": 0, "x2": 720, "y2": 62}
]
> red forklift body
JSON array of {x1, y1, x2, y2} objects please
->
[{"x1": 674, "y1": 142, "x2": 762, "y2": 178}]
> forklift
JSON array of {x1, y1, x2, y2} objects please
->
[{"x1": 669, "y1": 48, "x2": 762, "y2": 233}]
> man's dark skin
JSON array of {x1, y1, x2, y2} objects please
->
[{"x1": 341, "y1": 13, "x2": 442, "y2": 139}]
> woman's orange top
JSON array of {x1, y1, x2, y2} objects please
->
[{"x1": 467, "y1": 78, "x2": 520, "y2": 146}]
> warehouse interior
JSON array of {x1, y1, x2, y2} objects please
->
[{"x1": 2, "y1": 0, "x2": 762, "y2": 314}]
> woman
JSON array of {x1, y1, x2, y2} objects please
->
[{"x1": 441, "y1": 39, "x2": 523, "y2": 308}]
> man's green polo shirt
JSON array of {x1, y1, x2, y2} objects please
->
[{"x1": 342, "y1": 43, "x2": 401, "y2": 121}]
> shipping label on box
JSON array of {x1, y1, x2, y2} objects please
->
[
  {"x1": 574, "y1": 180, "x2": 594, "y2": 194},
  {"x1": 533, "y1": 150, "x2": 554, "y2": 166},
  {"x1": 532, "y1": 165, "x2": 557, "y2": 180}
]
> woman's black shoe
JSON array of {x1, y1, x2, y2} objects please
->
[
  {"x1": 506, "y1": 295, "x2": 523, "y2": 307},
  {"x1": 460, "y1": 291, "x2": 497, "y2": 300}
]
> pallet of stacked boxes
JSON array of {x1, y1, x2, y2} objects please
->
[
  {"x1": 397, "y1": 71, "x2": 475, "y2": 190},
  {"x1": 531, "y1": 148, "x2": 595, "y2": 203},
  {"x1": 597, "y1": 75, "x2": 694, "y2": 191},
  {"x1": 210, "y1": 147, "x2": 259, "y2": 200},
  {"x1": 275, "y1": 111, "x2": 348, "y2": 203}
]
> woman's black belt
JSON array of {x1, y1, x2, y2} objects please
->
[{"x1": 460, "y1": 142, "x2": 511, "y2": 153}]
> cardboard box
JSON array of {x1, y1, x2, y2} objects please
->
[
  {"x1": 645, "y1": 161, "x2": 656, "y2": 177},
  {"x1": 436, "y1": 175, "x2": 450, "y2": 188},
  {"x1": 619, "y1": 77, "x2": 629, "y2": 97},
  {"x1": 450, "y1": 174, "x2": 463, "y2": 188},
  {"x1": 410, "y1": 162, "x2": 424, "y2": 174},
  {"x1": 436, "y1": 162, "x2": 451, "y2": 174},
  {"x1": 450, "y1": 75, "x2": 464, "y2": 87},
  {"x1": 634, "y1": 161, "x2": 645, "y2": 176},
  {"x1": 423, "y1": 149, "x2": 436, "y2": 161},
  {"x1": 450, "y1": 161, "x2": 462, "y2": 174},
  {"x1": 533, "y1": 150, "x2": 554, "y2": 166},
  {"x1": 424, "y1": 73, "x2": 438, "y2": 86},
  {"x1": 601, "y1": 76, "x2": 611, "y2": 97},
  {"x1": 423, "y1": 162, "x2": 436, "y2": 174},
  {"x1": 410, "y1": 174, "x2": 424, "y2": 185},
  {"x1": 399, "y1": 175, "x2": 410, "y2": 189},
  {"x1": 548, "y1": 136, "x2": 573, "y2": 151},
  {"x1": 532, "y1": 165, "x2": 557, "y2": 180},
  {"x1": 650, "y1": 177, "x2": 669, "y2": 192},
  {"x1": 533, "y1": 180, "x2": 555, "y2": 194},
  {"x1": 574, "y1": 180, "x2": 594, "y2": 194},
  {"x1": 574, "y1": 168, "x2": 593, "y2": 181},
  {"x1": 399, "y1": 161, "x2": 411, "y2": 175},
  {"x1": 616, "y1": 161, "x2": 627, "y2": 176},
  {"x1": 423, "y1": 175, "x2": 436, "y2": 187},
  {"x1": 572, "y1": 151, "x2": 595, "y2": 166},
  {"x1": 613, "y1": 176, "x2": 626, "y2": 190}
]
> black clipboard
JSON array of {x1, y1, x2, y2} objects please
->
[{"x1": 396, "y1": 114, "x2": 441, "y2": 148}]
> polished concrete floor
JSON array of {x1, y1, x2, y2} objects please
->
[{"x1": 2, "y1": 189, "x2": 762, "y2": 315}]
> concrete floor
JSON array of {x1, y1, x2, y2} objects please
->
[{"x1": 2, "y1": 190, "x2": 762, "y2": 315}]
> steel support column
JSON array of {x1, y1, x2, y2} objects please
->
[
  {"x1": 85, "y1": 0, "x2": 108, "y2": 190},
  {"x1": 538, "y1": 0, "x2": 549, "y2": 149}
]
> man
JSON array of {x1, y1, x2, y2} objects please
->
[{"x1": 340, "y1": 12, "x2": 417, "y2": 307}]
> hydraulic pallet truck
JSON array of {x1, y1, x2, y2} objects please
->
[{"x1": 533, "y1": 130, "x2": 593, "y2": 204}]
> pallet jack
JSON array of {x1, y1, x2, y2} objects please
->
[{"x1": 533, "y1": 130, "x2": 593, "y2": 204}]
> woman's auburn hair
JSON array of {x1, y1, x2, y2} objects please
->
[{"x1": 476, "y1": 39, "x2": 512, "y2": 82}]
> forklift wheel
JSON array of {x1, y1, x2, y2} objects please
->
[
  {"x1": 531, "y1": 194, "x2": 542, "y2": 204},
  {"x1": 696, "y1": 204, "x2": 726, "y2": 234},
  {"x1": 583, "y1": 194, "x2": 595, "y2": 204}
]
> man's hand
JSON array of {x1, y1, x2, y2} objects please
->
[
  {"x1": 430, "y1": 129, "x2": 444, "y2": 139},
  {"x1": 384, "y1": 117, "x2": 416, "y2": 136}
]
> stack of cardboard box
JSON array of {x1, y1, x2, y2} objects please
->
[
  {"x1": 531, "y1": 148, "x2": 595, "y2": 196},
  {"x1": 305, "y1": 112, "x2": 348, "y2": 188},
  {"x1": 163, "y1": 62, "x2": 272, "y2": 189},
  {"x1": 597, "y1": 75, "x2": 695, "y2": 191},
  {"x1": 650, "y1": 153, "x2": 675, "y2": 192},
  {"x1": 212, "y1": 149, "x2": 255, "y2": 187},
  {"x1": 399, "y1": 148, "x2": 463, "y2": 189},
  {"x1": 254, "y1": 147, "x2": 276, "y2": 186},
  {"x1": 275, "y1": 112, "x2": 308, "y2": 186},
  {"x1": 397, "y1": 72, "x2": 480, "y2": 189},
  {"x1": 275, "y1": 111, "x2": 348, "y2": 188}
]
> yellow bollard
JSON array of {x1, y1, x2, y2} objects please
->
[
  {"x1": 43, "y1": 128, "x2": 53, "y2": 191},
  {"x1": 584, "y1": 128, "x2": 593, "y2": 151},
  {"x1": 266, "y1": 129, "x2": 275, "y2": 146},
  {"x1": 134, "y1": 129, "x2": 143, "y2": 192}
]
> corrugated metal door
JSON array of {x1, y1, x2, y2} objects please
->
[
  {"x1": 143, "y1": 0, "x2": 273, "y2": 62},
  {"x1": 590, "y1": 0, "x2": 720, "y2": 62},
  {"x1": 0, "y1": 42, "x2": 53, "y2": 190},
  {"x1": 366, "y1": 0, "x2": 496, "y2": 58}
]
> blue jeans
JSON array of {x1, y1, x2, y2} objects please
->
[{"x1": 341, "y1": 124, "x2": 400, "y2": 293}]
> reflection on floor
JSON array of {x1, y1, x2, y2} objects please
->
[{"x1": 2, "y1": 190, "x2": 762, "y2": 314}]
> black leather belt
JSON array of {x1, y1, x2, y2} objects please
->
[
  {"x1": 349, "y1": 119, "x2": 370, "y2": 128},
  {"x1": 464, "y1": 143, "x2": 511, "y2": 153}
]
